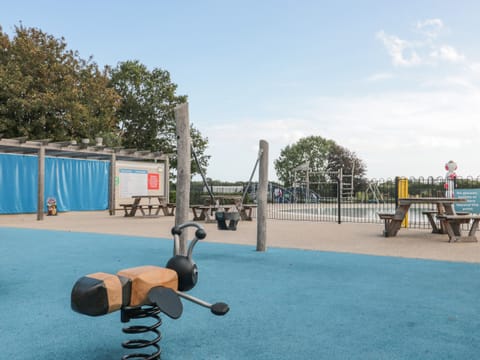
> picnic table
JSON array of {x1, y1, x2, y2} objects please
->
[
  {"x1": 379, "y1": 197, "x2": 467, "y2": 237},
  {"x1": 191, "y1": 205, "x2": 234, "y2": 223},
  {"x1": 192, "y1": 195, "x2": 258, "y2": 223},
  {"x1": 120, "y1": 195, "x2": 175, "y2": 217},
  {"x1": 192, "y1": 198, "x2": 258, "y2": 222}
]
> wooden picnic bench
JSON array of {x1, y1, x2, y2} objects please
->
[
  {"x1": 236, "y1": 204, "x2": 257, "y2": 221},
  {"x1": 121, "y1": 195, "x2": 172, "y2": 217},
  {"x1": 164, "y1": 203, "x2": 176, "y2": 216},
  {"x1": 121, "y1": 202, "x2": 175, "y2": 217},
  {"x1": 146, "y1": 203, "x2": 174, "y2": 217},
  {"x1": 191, "y1": 205, "x2": 230, "y2": 223},
  {"x1": 120, "y1": 203, "x2": 146, "y2": 217},
  {"x1": 436, "y1": 214, "x2": 480, "y2": 242},
  {"x1": 121, "y1": 203, "x2": 166, "y2": 217},
  {"x1": 377, "y1": 212, "x2": 395, "y2": 236},
  {"x1": 191, "y1": 205, "x2": 209, "y2": 221},
  {"x1": 422, "y1": 210, "x2": 470, "y2": 234},
  {"x1": 380, "y1": 197, "x2": 467, "y2": 237}
]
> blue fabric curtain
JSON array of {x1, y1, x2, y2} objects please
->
[
  {"x1": 0, "y1": 154, "x2": 38, "y2": 213},
  {"x1": 0, "y1": 154, "x2": 110, "y2": 214},
  {"x1": 45, "y1": 157, "x2": 110, "y2": 211}
]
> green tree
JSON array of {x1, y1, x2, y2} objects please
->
[
  {"x1": 274, "y1": 135, "x2": 367, "y2": 186},
  {"x1": 274, "y1": 136, "x2": 334, "y2": 186},
  {"x1": 326, "y1": 142, "x2": 367, "y2": 194},
  {"x1": 109, "y1": 60, "x2": 209, "y2": 177},
  {"x1": 0, "y1": 25, "x2": 120, "y2": 141},
  {"x1": 327, "y1": 142, "x2": 366, "y2": 176}
]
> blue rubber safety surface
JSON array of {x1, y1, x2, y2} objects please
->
[{"x1": 1, "y1": 227, "x2": 479, "y2": 360}]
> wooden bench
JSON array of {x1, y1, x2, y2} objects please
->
[
  {"x1": 120, "y1": 203, "x2": 175, "y2": 217},
  {"x1": 163, "y1": 203, "x2": 176, "y2": 216},
  {"x1": 143, "y1": 202, "x2": 176, "y2": 217},
  {"x1": 377, "y1": 213, "x2": 395, "y2": 237},
  {"x1": 120, "y1": 203, "x2": 146, "y2": 217},
  {"x1": 191, "y1": 205, "x2": 208, "y2": 221},
  {"x1": 122, "y1": 203, "x2": 164, "y2": 217},
  {"x1": 423, "y1": 210, "x2": 470, "y2": 234},
  {"x1": 145, "y1": 204, "x2": 163, "y2": 217},
  {"x1": 191, "y1": 205, "x2": 235, "y2": 223},
  {"x1": 191, "y1": 205, "x2": 220, "y2": 222},
  {"x1": 377, "y1": 212, "x2": 395, "y2": 237},
  {"x1": 436, "y1": 214, "x2": 480, "y2": 242},
  {"x1": 236, "y1": 204, "x2": 257, "y2": 221}
]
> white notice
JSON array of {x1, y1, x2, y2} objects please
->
[{"x1": 119, "y1": 169, "x2": 148, "y2": 198}]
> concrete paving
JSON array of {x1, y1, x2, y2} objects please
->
[{"x1": 1, "y1": 210, "x2": 478, "y2": 263}]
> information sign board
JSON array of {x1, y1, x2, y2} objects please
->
[{"x1": 454, "y1": 188, "x2": 480, "y2": 214}]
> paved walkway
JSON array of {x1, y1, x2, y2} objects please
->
[{"x1": 1, "y1": 211, "x2": 478, "y2": 263}]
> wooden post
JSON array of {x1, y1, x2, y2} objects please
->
[
  {"x1": 109, "y1": 152, "x2": 116, "y2": 215},
  {"x1": 337, "y1": 168, "x2": 342, "y2": 224},
  {"x1": 164, "y1": 157, "x2": 170, "y2": 203},
  {"x1": 174, "y1": 103, "x2": 191, "y2": 255},
  {"x1": 257, "y1": 140, "x2": 268, "y2": 251},
  {"x1": 37, "y1": 146, "x2": 45, "y2": 221}
]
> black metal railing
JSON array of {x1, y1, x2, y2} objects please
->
[{"x1": 188, "y1": 176, "x2": 480, "y2": 228}]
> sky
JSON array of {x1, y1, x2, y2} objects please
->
[{"x1": 2, "y1": 1, "x2": 480, "y2": 182}]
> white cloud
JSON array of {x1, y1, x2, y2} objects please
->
[
  {"x1": 310, "y1": 90, "x2": 480, "y2": 177},
  {"x1": 202, "y1": 118, "x2": 312, "y2": 181},
  {"x1": 416, "y1": 18, "x2": 444, "y2": 38},
  {"x1": 203, "y1": 88, "x2": 480, "y2": 181},
  {"x1": 469, "y1": 62, "x2": 480, "y2": 74},
  {"x1": 377, "y1": 18, "x2": 466, "y2": 67},
  {"x1": 366, "y1": 72, "x2": 395, "y2": 82},
  {"x1": 426, "y1": 76, "x2": 477, "y2": 91},
  {"x1": 430, "y1": 45, "x2": 465, "y2": 63},
  {"x1": 202, "y1": 19, "x2": 480, "y2": 182},
  {"x1": 376, "y1": 30, "x2": 422, "y2": 67}
]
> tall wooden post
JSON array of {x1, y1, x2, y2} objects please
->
[
  {"x1": 164, "y1": 156, "x2": 170, "y2": 203},
  {"x1": 109, "y1": 152, "x2": 116, "y2": 215},
  {"x1": 257, "y1": 140, "x2": 268, "y2": 251},
  {"x1": 174, "y1": 103, "x2": 191, "y2": 255},
  {"x1": 37, "y1": 146, "x2": 45, "y2": 221}
]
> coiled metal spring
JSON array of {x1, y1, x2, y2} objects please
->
[{"x1": 121, "y1": 305, "x2": 163, "y2": 360}]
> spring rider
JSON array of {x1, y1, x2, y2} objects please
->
[{"x1": 71, "y1": 222, "x2": 229, "y2": 359}]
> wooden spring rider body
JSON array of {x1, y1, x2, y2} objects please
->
[{"x1": 71, "y1": 222, "x2": 229, "y2": 359}]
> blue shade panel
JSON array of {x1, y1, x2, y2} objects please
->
[
  {"x1": 45, "y1": 157, "x2": 110, "y2": 211},
  {"x1": 0, "y1": 154, "x2": 110, "y2": 213},
  {"x1": 0, "y1": 153, "x2": 38, "y2": 213}
]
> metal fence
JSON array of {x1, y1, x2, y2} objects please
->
[{"x1": 190, "y1": 176, "x2": 480, "y2": 229}]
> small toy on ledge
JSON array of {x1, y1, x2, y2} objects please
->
[
  {"x1": 47, "y1": 197, "x2": 57, "y2": 216},
  {"x1": 71, "y1": 222, "x2": 229, "y2": 359}
]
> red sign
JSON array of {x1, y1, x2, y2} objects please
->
[{"x1": 148, "y1": 173, "x2": 160, "y2": 190}]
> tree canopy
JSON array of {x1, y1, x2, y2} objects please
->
[
  {"x1": 274, "y1": 135, "x2": 367, "y2": 186},
  {"x1": 0, "y1": 25, "x2": 209, "y2": 177},
  {"x1": 109, "y1": 61, "x2": 209, "y2": 175},
  {"x1": 0, "y1": 25, "x2": 120, "y2": 141}
]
